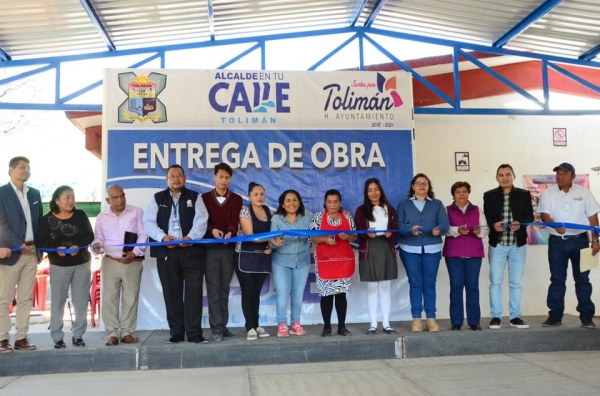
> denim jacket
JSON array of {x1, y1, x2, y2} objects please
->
[{"x1": 269, "y1": 210, "x2": 314, "y2": 269}]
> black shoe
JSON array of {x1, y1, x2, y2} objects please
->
[
  {"x1": 383, "y1": 326, "x2": 396, "y2": 334},
  {"x1": 581, "y1": 318, "x2": 596, "y2": 329},
  {"x1": 542, "y1": 316, "x2": 562, "y2": 327},
  {"x1": 211, "y1": 333, "x2": 223, "y2": 342},
  {"x1": 223, "y1": 329, "x2": 239, "y2": 338},
  {"x1": 489, "y1": 317, "x2": 501, "y2": 330},
  {"x1": 469, "y1": 324, "x2": 482, "y2": 331},
  {"x1": 54, "y1": 340, "x2": 66, "y2": 349},
  {"x1": 166, "y1": 335, "x2": 183, "y2": 344},
  {"x1": 188, "y1": 336, "x2": 209, "y2": 344},
  {"x1": 337, "y1": 327, "x2": 352, "y2": 336},
  {"x1": 72, "y1": 337, "x2": 86, "y2": 347},
  {"x1": 366, "y1": 327, "x2": 377, "y2": 335},
  {"x1": 509, "y1": 317, "x2": 529, "y2": 329},
  {"x1": 321, "y1": 328, "x2": 332, "y2": 337},
  {"x1": 451, "y1": 325, "x2": 462, "y2": 331}
]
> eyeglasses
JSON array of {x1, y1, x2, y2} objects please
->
[{"x1": 414, "y1": 182, "x2": 429, "y2": 187}]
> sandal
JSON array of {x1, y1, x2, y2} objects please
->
[
  {"x1": 366, "y1": 327, "x2": 377, "y2": 335},
  {"x1": 383, "y1": 326, "x2": 396, "y2": 334}
]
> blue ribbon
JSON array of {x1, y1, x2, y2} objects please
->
[
  {"x1": 10, "y1": 228, "x2": 398, "y2": 254},
  {"x1": 12, "y1": 221, "x2": 598, "y2": 254}
]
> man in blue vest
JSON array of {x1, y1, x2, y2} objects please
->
[
  {"x1": 144, "y1": 164, "x2": 209, "y2": 344},
  {"x1": 0, "y1": 156, "x2": 43, "y2": 353}
]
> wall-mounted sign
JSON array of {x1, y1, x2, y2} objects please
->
[
  {"x1": 553, "y1": 127, "x2": 567, "y2": 146},
  {"x1": 455, "y1": 152, "x2": 470, "y2": 171}
]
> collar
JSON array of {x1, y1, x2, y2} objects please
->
[
  {"x1": 497, "y1": 185, "x2": 515, "y2": 195},
  {"x1": 213, "y1": 188, "x2": 229, "y2": 198},
  {"x1": 410, "y1": 195, "x2": 432, "y2": 201},
  {"x1": 9, "y1": 181, "x2": 28, "y2": 195}
]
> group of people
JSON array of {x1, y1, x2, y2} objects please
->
[{"x1": 0, "y1": 156, "x2": 598, "y2": 354}]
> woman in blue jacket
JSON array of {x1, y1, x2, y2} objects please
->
[
  {"x1": 397, "y1": 173, "x2": 449, "y2": 333},
  {"x1": 269, "y1": 190, "x2": 313, "y2": 338}
]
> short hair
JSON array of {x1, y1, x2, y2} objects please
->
[
  {"x1": 167, "y1": 164, "x2": 185, "y2": 176},
  {"x1": 247, "y1": 182, "x2": 264, "y2": 195},
  {"x1": 49, "y1": 186, "x2": 75, "y2": 214},
  {"x1": 106, "y1": 184, "x2": 124, "y2": 197},
  {"x1": 214, "y1": 162, "x2": 233, "y2": 176},
  {"x1": 407, "y1": 173, "x2": 435, "y2": 199},
  {"x1": 496, "y1": 164, "x2": 515, "y2": 176},
  {"x1": 323, "y1": 189, "x2": 342, "y2": 209},
  {"x1": 8, "y1": 156, "x2": 29, "y2": 176},
  {"x1": 276, "y1": 189, "x2": 306, "y2": 217},
  {"x1": 451, "y1": 181, "x2": 471, "y2": 196}
]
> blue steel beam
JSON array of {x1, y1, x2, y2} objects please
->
[
  {"x1": 207, "y1": 0, "x2": 215, "y2": 41},
  {"x1": 452, "y1": 47, "x2": 461, "y2": 107},
  {"x1": 493, "y1": 0, "x2": 564, "y2": 48},
  {"x1": 458, "y1": 49, "x2": 545, "y2": 108},
  {"x1": 364, "y1": 34, "x2": 457, "y2": 107},
  {"x1": 79, "y1": 0, "x2": 116, "y2": 51},
  {"x1": 2, "y1": 26, "x2": 600, "y2": 114},
  {"x1": 309, "y1": 34, "x2": 358, "y2": 70},
  {"x1": 2, "y1": 27, "x2": 600, "y2": 70},
  {"x1": 349, "y1": 0, "x2": 369, "y2": 27},
  {"x1": 579, "y1": 45, "x2": 600, "y2": 61},
  {"x1": 547, "y1": 62, "x2": 600, "y2": 95},
  {"x1": 0, "y1": 47, "x2": 11, "y2": 61},
  {"x1": 218, "y1": 43, "x2": 262, "y2": 69},
  {"x1": 542, "y1": 60, "x2": 550, "y2": 110},
  {"x1": 59, "y1": 53, "x2": 162, "y2": 104},
  {"x1": 364, "y1": 0, "x2": 387, "y2": 27}
]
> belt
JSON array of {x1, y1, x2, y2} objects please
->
[
  {"x1": 105, "y1": 255, "x2": 144, "y2": 262},
  {"x1": 549, "y1": 233, "x2": 586, "y2": 240}
]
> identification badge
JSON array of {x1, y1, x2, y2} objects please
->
[{"x1": 173, "y1": 219, "x2": 181, "y2": 231}]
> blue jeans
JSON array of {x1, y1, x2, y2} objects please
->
[
  {"x1": 445, "y1": 257, "x2": 482, "y2": 326},
  {"x1": 271, "y1": 263, "x2": 310, "y2": 325},
  {"x1": 547, "y1": 234, "x2": 594, "y2": 320},
  {"x1": 400, "y1": 250, "x2": 441, "y2": 319},
  {"x1": 488, "y1": 243, "x2": 526, "y2": 319}
]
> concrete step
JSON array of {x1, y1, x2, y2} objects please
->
[{"x1": 0, "y1": 315, "x2": 598, "y2": 376}]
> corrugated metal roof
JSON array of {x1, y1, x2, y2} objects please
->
[{"x1": 0, "y1": 0, "x2": 599, "y2": 62}]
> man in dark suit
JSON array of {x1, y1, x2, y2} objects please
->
[
  {"x1": 0, "y1": 156, "x2": 43, "y2": 353},
  {"x1": 483, "y1": 164, "x2": 534, "y2": 331}
]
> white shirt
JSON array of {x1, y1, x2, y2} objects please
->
[
  {"x1": 369, "y1": 205, "x2": 389, "y2": 236},
  {"x1": 10, "y1": 181, "x2": 34, "y2": 241},
  {"x1": 538, "y1": 183, "x2": 600, "y2": 236}
]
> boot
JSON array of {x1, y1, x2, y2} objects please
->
[
  {"x1": 410, "y1": 318, "x2": 422, "y2": 332},
  {"x1": 425, "y1": 318, "x2": 440, "y2": 332}
]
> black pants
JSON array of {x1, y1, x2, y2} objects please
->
[
  {"x1": 234, "y1": 256, "x2": 268, "y2": 331},
  {"x1": 205, "y1": 244, "x2": 235, "y2": 334},
  {"x1": 320, "y1": 293, "x2": 348, "y2": 329},
  {"x1": 156, "y1": 248, "x2": 205, "y2": 340}
]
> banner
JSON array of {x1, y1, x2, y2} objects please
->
[{"x1": 104, "y1": 69, "x2": 415, "y2": 329}]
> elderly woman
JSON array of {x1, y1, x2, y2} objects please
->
[
  {"x1": 235, "y1": 182, "x2": 273, "y2": 341},
  {"x1": 310, "y1": 189, "x2": 357, "y2": 337},
  {"x1": 38, "y1": 186, "x2": 94, "y2": 348},
  {"x1": 354, "y1": 178, "x2": 398, "y2": 335},
  {"x1": 443, "y1": 181, "x2": 488, "y2": 331},
  {"x1": 397, "y1": 173, "x2": 449, "y2": 333},
  {"x1": 269, "y1": 190, "x2": 313, "y2": 338}
]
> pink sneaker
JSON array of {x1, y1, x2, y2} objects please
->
[
  {"x1": 277, "y1": 323, "x2": 289, "y2": 338},
  {"x1": 289, "y1": 321, "x2": 307, "y2": 336}
]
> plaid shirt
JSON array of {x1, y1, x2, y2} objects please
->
[{"x1": 499, "y1": 192, "x2": 515, "y2": 246}]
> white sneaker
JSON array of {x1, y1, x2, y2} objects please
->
[
  {"x1": 246, "y1": 328, "x2": 258, "y2": 341},
  {"x1": 256, "y1": 327, "x2": 270, "y2": 338}
]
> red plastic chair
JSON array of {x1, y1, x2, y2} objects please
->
[{"x1": 90, "y1": 270, "x2": 101, "y2": 327}]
